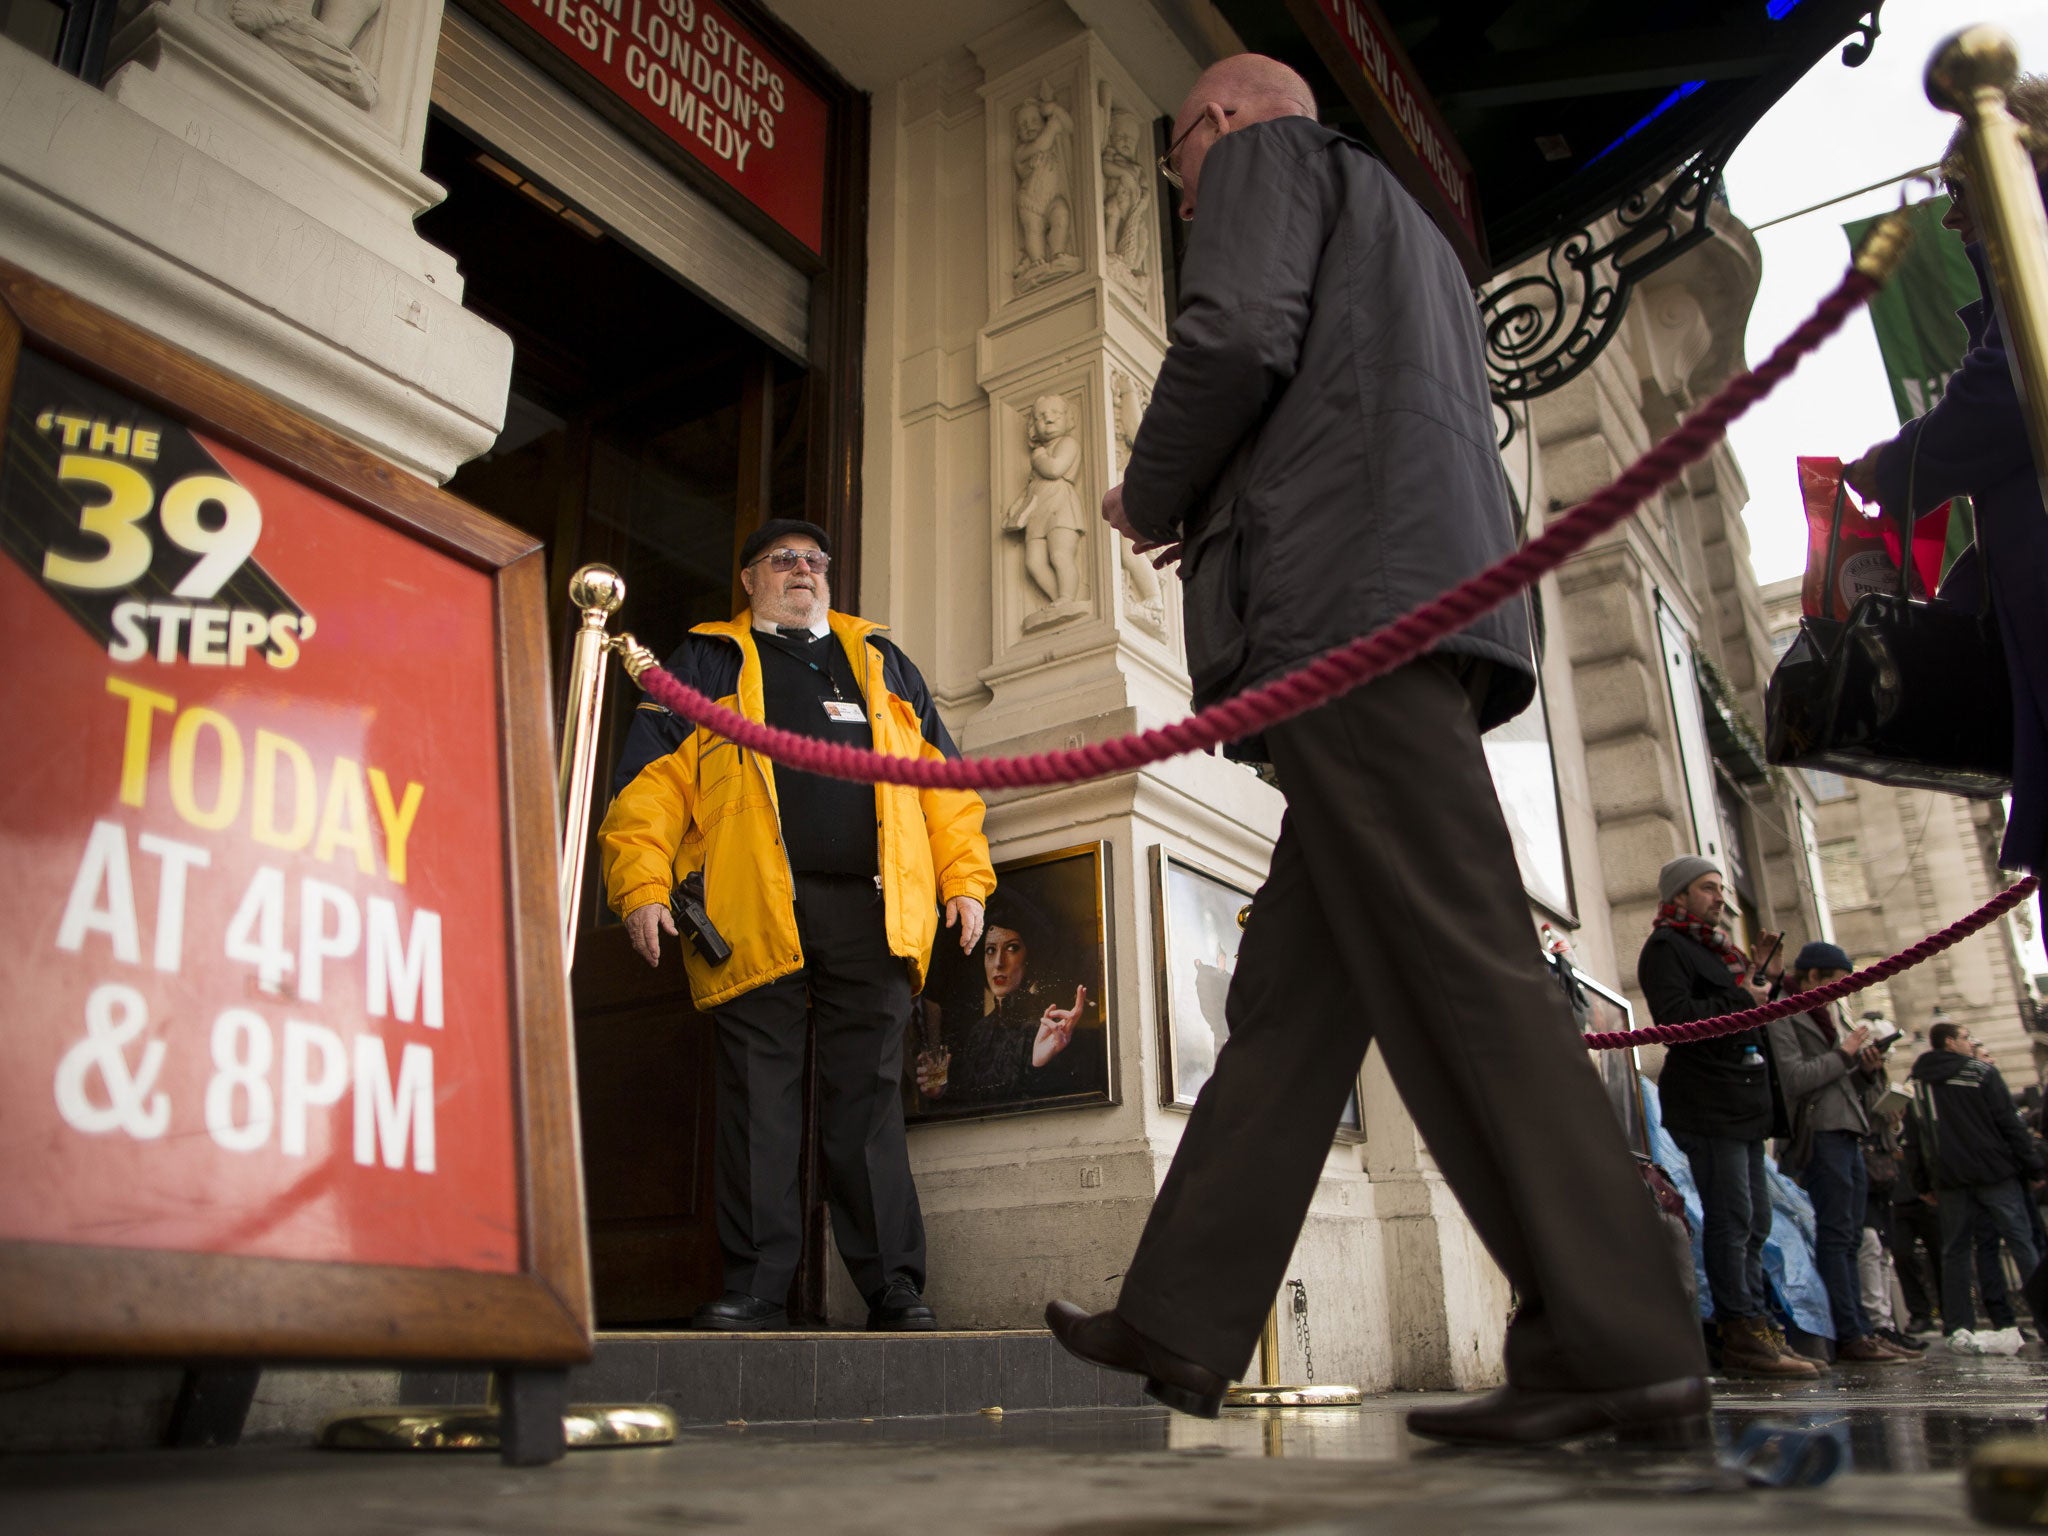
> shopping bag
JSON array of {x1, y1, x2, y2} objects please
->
[{"x1": 1798, "y1": 456, "x2": 1898, "y2": 620}]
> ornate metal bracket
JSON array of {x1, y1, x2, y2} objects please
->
[
  {"x1": 1841, "y1": 10, "x2": 1881, "y2": 68},
  {"x1": 1482, "y1": 133, "x2": 1740, "y2": 444}
]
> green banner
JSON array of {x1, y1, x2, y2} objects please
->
[
  {"x1": 1844, "y1": 195, "x2": 1979, "y2": 422},
  {"x1": 1844, "y1": 195, "x2": 1980, "y2": 571}
]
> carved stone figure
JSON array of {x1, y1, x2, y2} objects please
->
[
  {"x1": 1112, "y1": 371, "x2": 1165, "y2": 631},
  {"x1": 1011, "y1": 85, "x2": 1081, "y2": 295},
  {"x1": 233, "y1": 0, "x2": 382, "y2": 110},
  {"x1": 1003, "y1": 393, "x2": 1087, "y2": 627},
  {"x1": 1101, "y1": 108, "x2": 1153, "y2": 299}
]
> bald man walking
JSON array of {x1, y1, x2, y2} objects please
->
[{"x1": 1045, "y1": 55, "x2": 1710, "y2": 1447}]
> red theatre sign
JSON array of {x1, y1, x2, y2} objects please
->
[
  {"x1": 0, "y1": 260, "x2": 586, "y2": 1369},
  {"x1": 491, "y1": 0, "x2": 829, "y2": 255},
  {"x1": 1291, "y1": 0, "x2": 1489, "y2": 283}
]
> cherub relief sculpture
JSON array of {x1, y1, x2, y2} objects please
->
[
  {"x1": 233, "y1": 0, "x2": 382, "y2": 110},
  {"x1": 1011, "y1": 84, "x2": 1081, "y2": 296},
  {"x1": 1101, "y1": 107, "x2": 1153, "y2": 299},
  {"x1": 1003, "y1": 393, "x2": 1087, "y2": 626},
  {"x1": 1112, "y1": 371, "x2": 1165, "y2": 632}
]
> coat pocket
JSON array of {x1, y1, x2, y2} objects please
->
[{"x1": 1180, "y1": 501, "x2": 1250, "y2": 703}]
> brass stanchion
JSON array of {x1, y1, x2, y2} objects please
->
[
  {"x1": 1928, "y1": 27, "x2": 2048, "y2": 509},
  {"x1": 1222, "y1": 1292, "x2": 1361, "y2": 1410},
  {"x1": 557, "y1": 564, "x2": 627, "y2": 963},
  {"x1": 1929, "y1": 31, "x2": 2048, "y2": 1519},
  {"x1": 320, "y1": 566, "x2": 675, "y2": 1457}
]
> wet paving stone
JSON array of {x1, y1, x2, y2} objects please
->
[{"x1": 1, "y1": 1346, "x2": 2043, "y2": 1533}]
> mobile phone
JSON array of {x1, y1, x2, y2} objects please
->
[{"x1": 1750, "y1": 933, "x2": 1783, "y2": 988}]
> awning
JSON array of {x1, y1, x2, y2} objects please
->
[{"x1": 1209, "y1": 0, "x2": 1884, "y2": 280}]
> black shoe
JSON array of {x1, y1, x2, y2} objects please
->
[
  {"x1": 867, "y1": 1281, "x2": 938, "y2": 1331},
  {"x1": 691, "y1": 1291, "x2": 788, "y2": 1331},
  {"x1": 1405, "y1": 1377, "x2": 1712, "y2": 1448},
  {"x1": 1878, "y1": 1327, "x2": 1929, "y2": 1354},
  {"x1": 1905, "y1": 1316, "x2": 1938, "y2": 1336},
  {"x1": 1044, "y1": 1300, "x2": 1227, "y2": 1419}
]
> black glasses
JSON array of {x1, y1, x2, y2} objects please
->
[
  {"x1": 750, "y1": 548, "x2": 830, "y2": 573},
  {"x1": 1158, "y1": 108, "x2": 1234, "y2": 190}
]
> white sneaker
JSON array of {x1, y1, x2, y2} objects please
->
[{"x1": 1948, "y1": 1329, "x2": 1983, "y2": 1353}]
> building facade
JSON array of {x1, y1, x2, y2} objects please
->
[{"x1": 1, "y1": 0, "x2": 1842, "y2": 1401}]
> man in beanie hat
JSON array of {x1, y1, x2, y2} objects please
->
[
  {"x1": 1639, "y1": 857, "x2": 1816, "y2": 1378},
  {"x1": 1763, "y1": 944, "x2": 1910, "y2": 1363},
  {"x1": 599, "y1": 519, "x2": 995, "y2": 1332}
]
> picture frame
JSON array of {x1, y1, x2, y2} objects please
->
[
  {"x1": 905, "y1": 840, "x2": 1116, "y2": 1124},
  {"x1": 1482, "y1": 671, "x2": 1576, "y2": 922},
  {"x1": 1151, "y1": 847, "x2": 1362, "y2": 1138},
  {"x1": 1576, "y1": 970, "x2": 1651, "y2": 1158}
]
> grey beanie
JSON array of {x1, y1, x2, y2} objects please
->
[{"x1": 1657, "y1": 854, "x2": 1721, "y2": 905}]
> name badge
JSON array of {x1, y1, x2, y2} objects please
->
[{"x1": 822, "y1": 700, "x2": 866, "y2": 723}]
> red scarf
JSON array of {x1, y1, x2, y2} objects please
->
[{"x1": 1651, "y1": 899, "x2": 1749, "y2": 982}]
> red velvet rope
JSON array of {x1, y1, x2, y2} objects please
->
[
  {"x1": 1580, "y1": 876, "x2": 2040, "y2": 1050},
  {"x1": 635, "y1": 266, "x2": 1880, "y2": 789}
]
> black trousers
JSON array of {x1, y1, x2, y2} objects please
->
[
  {"x1": 1115, "y1": 659, "x2": 1707, "y2": 1391},
  {"x1": 1890, "y1": 1196, "x2": 1942, "y2": 1323},
  {"x1": 711, "y1": 872, "x2": 924, "y2": 1303}
]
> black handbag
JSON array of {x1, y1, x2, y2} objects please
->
[{"x1": 1764, "y1": 465, "x2": 2012, "y2": 798}]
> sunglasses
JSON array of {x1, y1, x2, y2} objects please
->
[
  {"x1": 1158, "y1": 108, "x2": 1235, "y2": 190},
  {"x1": 750, "y1": 548, "x2": 830, "y2": 574}
]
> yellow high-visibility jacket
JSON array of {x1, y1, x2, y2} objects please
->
[{"x1": 597, "y1": 611, "x2": 995, "y2": 1010}]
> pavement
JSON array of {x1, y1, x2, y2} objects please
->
[{"x1": 3, "y1": 1347, "x2": 2044, "y2": 1534}]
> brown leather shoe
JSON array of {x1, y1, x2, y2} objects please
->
[
  {"x1": 1405, "y1": 1376, "x2": 1711, "y2": 1448},
  {"x1": 1044, "y1": 1300, "x2": 1227, "y2": 1419},
  {"x1": 1721, "y1": 1317, "x2": 1819, "y2": 1379},
  {"x1": 1836, "y1": 1334, "x2": 1910, "y2": 1364}
]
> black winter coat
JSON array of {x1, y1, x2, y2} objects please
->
[
  {"x1": 1909, "y1": 1048, "x2": 2042, "y2": 1189},
  {"x1": 1640, "y1": 926, "x2": 1782, "y2": 1141},
  {"x1": 1119, "y1": 116, "x2": 1534, "y2": 731}
]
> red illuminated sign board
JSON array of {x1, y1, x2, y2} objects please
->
[
  {"x1": 491, "y1": 0, "x2": 829, "y2": 255},
  {"x1": 1291, "y1": 0, "x2": 1489, "y2": 282},
  {"x1": 0, "y1": 261, "x2": 586, "y2": 1368}
]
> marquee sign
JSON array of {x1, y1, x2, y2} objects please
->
[
  {"x1": 488, "y1": 0, "x2": 831, "y2": 255},
  {"x1": 1288, "y1": 0, "x2": 1489, "y2": 283},
  {"x1": 0, "y1": 260, "x2": 588, "y2": 1365}
]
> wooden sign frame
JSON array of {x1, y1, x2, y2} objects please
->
[{"x1": 0, "y1": 259, "x2": 591, "y2": 1368}]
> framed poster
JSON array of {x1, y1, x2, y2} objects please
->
[
  {"x1": 905, "y1": 842, "x2": 1115, "y2": 1123},
  {"x1": 1576, "y1": 971, "x2": 1651, "y2": 1158},
  {"x1": 0, "y1": 259, "x2": 589, "y2": 1364},
  {"x1": 1481, "y1": 673, "x2": 1574, "y2": 921},
  {"x1": 1151, "y1": 848, "x2": 1361, "y2": 1139}
]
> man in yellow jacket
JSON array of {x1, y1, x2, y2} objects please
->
[{"x1": 600, "y1": 519, "x2": 995, "y2": 1332}]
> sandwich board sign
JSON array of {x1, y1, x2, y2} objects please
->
[{"x1": 0, "y1": 259, "x2": 590, "y2": 1458}]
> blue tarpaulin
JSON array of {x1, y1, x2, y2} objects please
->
[{"x1": 1641, "y1": 1076, "x2": 1834, "y2": 1338}]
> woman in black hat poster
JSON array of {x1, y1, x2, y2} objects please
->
[{"x1": 914, "y1": 886, "x2": 1100, "y2": 1112}]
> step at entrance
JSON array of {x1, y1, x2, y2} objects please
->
[{"x1": 399, "y1": 1330, "x2": 1150, "y2": 1428}]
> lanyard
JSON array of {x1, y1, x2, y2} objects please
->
[{"x1": 760, "y1": 631, "x2": 851, "y2": 702}]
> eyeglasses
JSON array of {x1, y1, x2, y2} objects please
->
[
  {"x1": 750, "y1": 548, "x2": 830, "y2": 574},
  {"x1": 1158, "y1": 108, "x2": 1235, "y2": 190}
]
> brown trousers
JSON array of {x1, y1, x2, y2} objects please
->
[{"x1": 1116, "y1": 658, "x2": 1707, "y2": 1391}]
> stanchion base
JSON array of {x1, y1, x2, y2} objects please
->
[
  {"x1": 1222, "y1": 1384, "x2": 1363, "y2": 1408},
  {"x1": 1967, "y1": 1434, "x2": 2048, "y2": 1526},
  {"x1": 318, "y1": 1403, "x2": 677, "y2": 1452}
]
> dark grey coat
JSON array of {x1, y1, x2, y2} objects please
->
[{"x1": 1121, "y1": 116, "x2": 1534, "y2": 731}]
